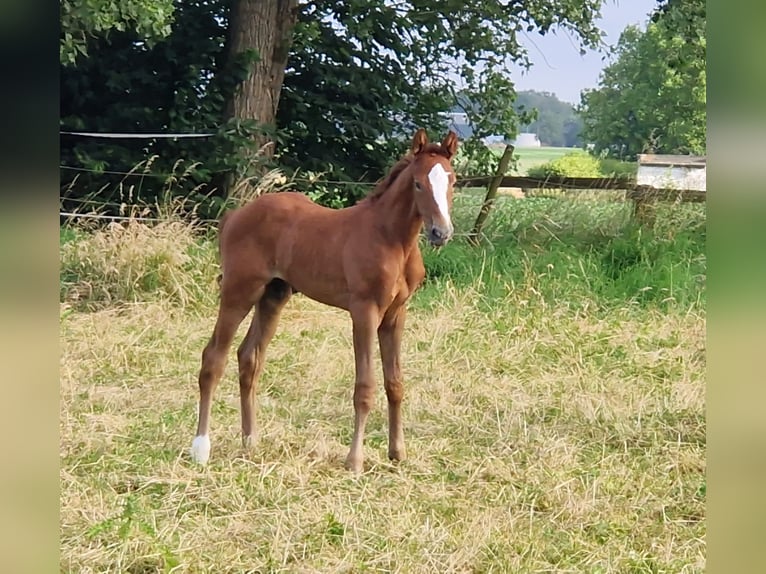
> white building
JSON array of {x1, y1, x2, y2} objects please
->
[
  {"x1": 511, "y1": 132, "x2": 541, "y2": 148},
  {"x1": 637, "y1": 154, "x2": 706, "y2": 191}
]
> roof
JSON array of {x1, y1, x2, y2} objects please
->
[
  {"x1": 448, "y1": 123, "x2": 474, "y2": 139},
  {"x1": 638, "y1": 154, "x2": 706, "y2": 168}
]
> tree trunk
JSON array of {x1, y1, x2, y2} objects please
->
[{"x1": 219, "y1": 0, "x2": 298, "y2": 196}]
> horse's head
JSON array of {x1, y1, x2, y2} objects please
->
[{"x1": 409, "y1": 128, "x2": 458, "y2": 247}]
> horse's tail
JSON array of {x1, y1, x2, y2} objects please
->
[
  {"x1": 218, "y1": 210, "x2": 232, "y2": 240},
  {"x1": 216, "y1": 210, "x2": 233, "y2": 286}
]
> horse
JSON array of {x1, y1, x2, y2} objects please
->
[{"x1": 190, "y1": 128, "x2": 458, "y2": 473}]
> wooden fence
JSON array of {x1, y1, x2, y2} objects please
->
[
  {"x1": 456, "y1": 172, "x2": 705, "y2": 238},
  {"x1": 456, "y1": 175, "x2": 706, "y2": 203}
]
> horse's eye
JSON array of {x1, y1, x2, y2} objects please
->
[{"x1": 414, "y1": 181, "x2": 422, "y2": 191}]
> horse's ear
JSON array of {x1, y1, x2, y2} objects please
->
[
  {"x1": 441, "y1": 131, "x2": 459, "y2": 158},
  {"x1": 411, "y1": 128, "x2": 428, "y2": 154}
]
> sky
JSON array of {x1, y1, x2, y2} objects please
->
[{"x1": 512, "y1": 0, "x2": 657, "y2": 104}]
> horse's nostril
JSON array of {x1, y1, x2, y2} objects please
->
[{"x1": 431, "y1": 228, "x2": 444, "y2": 240}]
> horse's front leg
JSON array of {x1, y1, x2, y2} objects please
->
[
  {"x1": 345, "y1": 301, "x2": 379, "y2": 473},
  {"x1": 378, "y1": 305, "x2": 407, "y2": 462}
]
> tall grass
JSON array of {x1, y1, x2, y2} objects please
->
[
  {"x1": 60, "y1": 218, "x2": 219, "y2": 311},
  {"x1": 60, "y1": 190, "x2": 705, "y2": 314},
  {"x1": 420, "y1": 191, "x2": 705, "y2": 312},
  {"x1": 59, "y1": 167, "x2": 292, "y2": 312}
]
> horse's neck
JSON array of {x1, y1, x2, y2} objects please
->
[{"x1": 374, "y1": 168, "x2": 422, "y2": 247}]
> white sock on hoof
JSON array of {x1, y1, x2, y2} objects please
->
[{"x1": 191, "y1": 435, "x2": 211, "y2": 465}]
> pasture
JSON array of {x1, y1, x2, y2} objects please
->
[
  {"x1": 60, "y1": 191, "x2": 706, "y2": 572},
  {"x1": 492, "y1": 145, "x2": 583, "y2": 175}
]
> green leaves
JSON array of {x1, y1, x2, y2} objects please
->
[
  {"x1": 60, "y1": 0, "x2": 232, "y2": 215},
  {"x1": 61, "y1": 0, "x2": 610, "y2": 209},
  {"x1": 578, "y1": 2, "x2": 706, "y2": 159},
  {"x1": 60, "y1": 0, "x2": 176, "y2": 65},
  {"x1": 277, "y1": 0, "x2": 606, "y2": 201}
]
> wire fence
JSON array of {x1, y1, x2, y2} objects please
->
[
  {"x1": 59, "y1": 162, "x2": 643, "y2": 193},
  {"x1": 61, "y1": 131, "x2": 216, "y2": 138},
  {"x1": 57, "y1": 129, "x2": 655, "y2": 192},
  {"x1": 59, "y1": 211, "x2": 219, "y2": 224},
  {"x1": 60, "y1": 130, "x2": 706, "y2": 232},
  {"x1": 57, "y1": 209, "x2": 494, "y2": 244},
  {"x1": 60, "y1": 163, "x2": 379, "y2": 187}
]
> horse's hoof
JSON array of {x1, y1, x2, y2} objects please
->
[
  {"x1": 388, "y1": 448, "x2": 407, "y2": 462},
  {"x1": 242, "y1": 434, "x2": 257, "y2": 450},
  {"x1": 190, "y1": 435, "x2": 211, "y2": 465},
  {"x1": 344, "y1": 456, "x2": 364, "y2": 474}
]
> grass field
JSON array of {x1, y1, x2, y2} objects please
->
[
  {"x1": 485, "y1": 145, "x2": 584, "y2": 175},
  {"x1": 60, "y1": 192, "x2": 705, "y2": 572},
  {"x1": 506, "y1": 146, "x2": 583, "y2": 175}
]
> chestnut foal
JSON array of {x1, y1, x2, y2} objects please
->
[{"x1": 191, "y1": 129, "x2": 458, "y2": 472}]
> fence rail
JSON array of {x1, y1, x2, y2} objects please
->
[
  {"x1": 456, "y1": 175, "x2": 706, "y2": 203},
  {"x1": 60, "y1": 166, "x2": 706, "y2": 231},
  {"x1": 61, "y1": 164, "x2": 706, "y2": 203}
]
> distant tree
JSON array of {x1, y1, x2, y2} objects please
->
[
  {"x1": 578, "y1": 0, "x2": 705, "y2": 159},
  {"x1": 513, "y1": 91, "x2": 582, "y2": 147},
  {"x1": 562, "y1": 117, "x2": 584, "y2": 147}
]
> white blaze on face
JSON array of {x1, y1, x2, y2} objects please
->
[{"x1": 427, "y1": 163, "x2": 452, "y2": 225}]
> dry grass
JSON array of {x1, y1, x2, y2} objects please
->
[
  {"x1": 60, "y1": 219, "x2": 219, "y2": 312},
  {"x1": 60, "y1": 277, "x2": 705, "y2": 572}
]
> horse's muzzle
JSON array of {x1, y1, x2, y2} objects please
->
[{"x1": 428, "y1": 224, "x2": 453, "y2": 247}]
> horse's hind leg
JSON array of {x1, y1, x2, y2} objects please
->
[
  {"x1": 237, "y1": 279, "x2": 292, "y2": 450},
  {"x1": 191, "y1": 283, "x2": 260, "y2": 465}
]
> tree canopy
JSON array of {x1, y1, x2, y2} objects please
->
[
  {"x1": 577, "y1": 0, "x2": 706, "y2": 159},
  {"x1": 61, "y1": 0, "x2": 607, "y2": 211},
  {"x1": 60, "y1": 0, "x2": 175, "y2": 65}
]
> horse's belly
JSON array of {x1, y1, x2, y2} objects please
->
[
  {"x1": 279, "y1": 262, "x2": 351, "y2": 310},
  {"x1": 287, "y1": 279, "x2": 350, "y2": 311}
]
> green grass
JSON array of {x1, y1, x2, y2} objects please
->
[
  {"x1": 60, "y1": 195, "x2": 705, "y2": 572},
  {"x1": 502, "y1": 146, "x2": 581, "y2": 175},
  {"x1": 489, "y1": 146, "x2": 637, "y2": 178},
  {"x1": 59, "y1": 225, "x2": 82, "y2": 245},
  {"x1": 422, "y1": 190, "x2": 705, "y2": 310}
]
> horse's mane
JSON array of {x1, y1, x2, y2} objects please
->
[{"x1": 360, "y1": 143, "x2": 450, "y2": 204}]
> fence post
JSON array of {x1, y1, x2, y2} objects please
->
[
  {"x1": 468, "y1": 144, "x2": 515, "y2": 246},
  {"x1": 631, "y1": 188, "x2": 657, "y2": 227}
]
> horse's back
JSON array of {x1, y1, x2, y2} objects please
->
[
  {"x1": 221, "y1": 192, "x2": 324, "y2": 238},
  {"x1": 218, "y1": 192, "x2": 352, "y2": 285},
  {"x1": 237, "y1": 191, "x2": 318, "y2": 219}
]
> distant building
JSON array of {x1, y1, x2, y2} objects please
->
[
  {"x1": 449, "y1": 112, "x2": 469, "y2": 125},
  {"x1": 637, "y1": 154, "x2": 706, "y2": 191},
  {"x1": 483, "y1": 135, "x2": 507, "y2": 145},
  {"x1": 510, "y1": 132, "x2": 541, "y2": 148}
]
